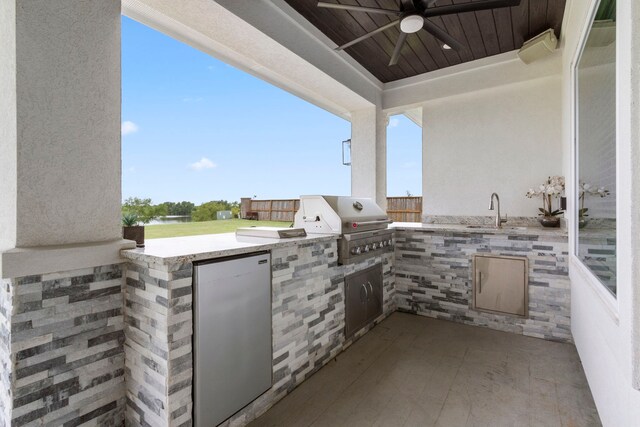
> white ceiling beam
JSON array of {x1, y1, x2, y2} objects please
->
[
  {"x1": 382, "y1": 50, "x2": 562, "y2": 111},
  {"x1": 123, "y1": 0, "x2": 378, "y2": 120}
]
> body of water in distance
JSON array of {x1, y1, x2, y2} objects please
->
[{"x1": 147, "y1": 216, "x2": 192, "y2": 225}]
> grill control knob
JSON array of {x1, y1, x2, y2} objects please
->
[
  {"x1": 350, "y1": 247, "x2": 358, "y2": 255},
  {"x1": 356, "y1": 246, "x2": 362, "y2": 254},
  {"x1": 364, "y1": 245, "x2": 370, "y2": 253},
  {"x1": 388, "y1": 239, "x2": 393, "y2": 246},
  {"x1": 372, "y1": 243, "x2": 377, "y2": 250}
]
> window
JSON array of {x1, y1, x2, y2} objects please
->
[{"x1": 574, "y1": 0, "x2": 617, "y2": 295}]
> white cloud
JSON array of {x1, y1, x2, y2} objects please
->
[
  {"x1": 389, "y1": 117, "x2": 400, "y2": 128},
  {"x1": 121, "y1": 121, "x2": 139, "y2": 136},
  {"x1": 189, "y1": 157, "x2": 217, "y2": 171}
]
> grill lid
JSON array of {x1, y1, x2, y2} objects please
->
[{"x1": 294, "y1": 195, "x2": 391, "y2": 235}]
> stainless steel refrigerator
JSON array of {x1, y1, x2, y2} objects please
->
[{"x1": 193, "y1": 251, "x2": 272, "y2": 426}]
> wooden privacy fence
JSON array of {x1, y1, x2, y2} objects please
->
[
  {"x1": 386, "y1": 196, "x2": 423, "y2": 223},
  {"x1": 240, "y1": 198, "x2": 300, "y2": 222},
  {"x1": 241, "y1": 196, "x2": 422, "y2": 223}
]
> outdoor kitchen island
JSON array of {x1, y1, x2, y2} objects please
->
[
  {"x1": 120, "y1": 231, "x2": 395, "y2": 427},
  {"x1": 393, "y1": 222, "x2": 571, "y2": 342}
]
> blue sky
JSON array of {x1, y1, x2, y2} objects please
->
[{"x1": 122, "y1": 17, "x2": 421, "y2": 204}]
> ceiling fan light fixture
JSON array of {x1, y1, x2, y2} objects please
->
[{"x1": 400, "y1": 14, "x2": 423, "y2": 33}]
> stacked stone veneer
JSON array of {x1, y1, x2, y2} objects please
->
[
  {"x1": 123, "y1": 258, "x2": 193, "y2": 426},
  {"x1": 1, "y1": 278, "x2": 12, "y2": 426},
  {"x1": 122, "y1": 237, "x2": 394, "y2": 427},
  {"x1": 0, "y1": 265, "x2": 126, "y2": 427},
  {"x1": 395, "y1": 228, "x2": 572, "y2": 342}
]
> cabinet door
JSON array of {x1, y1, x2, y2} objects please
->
[
  {"x1": 474, "y1": 255, "x2": 528, "y2": 317},
  {"x1": 345, "y1": 272, "x2": 369, "y2": 338}
]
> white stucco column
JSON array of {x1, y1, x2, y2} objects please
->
[
  {"x1": 350, "y1": 107, "x2": 388, "y2": 209},
  {"x1": 0, "y1": 1, "x2": 128, "y2": 278}
]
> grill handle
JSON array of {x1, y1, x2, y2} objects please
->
[{"x1": 351, "y1": 219, "x2": 393, "y2": 228}]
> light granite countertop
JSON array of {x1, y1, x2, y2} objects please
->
[
  {"x1": 121, "y1": 222, "x2": 573, "y2": 265},
  {"x1": 121, "y1": 232, "x2": 337, "y2": 264},
  {"x1": 391, "y1": 222, "x2": 569, "y2": 237}
]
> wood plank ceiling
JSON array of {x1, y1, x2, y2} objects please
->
[{"x1": 283, "y1": 0, "x2": 567, "y2": 82}]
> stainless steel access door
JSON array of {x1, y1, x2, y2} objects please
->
[
  {"x1": 193, "y1": 252, "x2": 272, "y2": 427},
  {"x1": 473, "y1": 254, "x2": 528, "y2": 317},
  {"x1": 345, "y1": 264, "x2": 383, "y2": 338}
]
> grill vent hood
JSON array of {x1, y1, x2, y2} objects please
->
[{"x1": 294, "y1": 195, "x2": 391, "y2": 235}]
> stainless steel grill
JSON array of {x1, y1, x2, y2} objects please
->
[{"x1": 294, "y1": 195, "x2": 393, "y2": 264}]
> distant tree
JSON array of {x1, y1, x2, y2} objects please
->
[
  {"x1": 176, "y1": 201, "x2": 195, "y2": 216},
  {"x1": 161, "y1": 201, "x2": 195, "y2": 216},
  {"x1": 192, "y1": 200, "x2": 235, "y2": 222},
  {"x1": 229, "y1": 201, "x2": 240, "y2": 218},
  {"x1": 122, "y1": 197, "x2": 167, "y2": 224}
]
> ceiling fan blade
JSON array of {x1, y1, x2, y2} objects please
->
[
  {"x1": 335, "y1": 20, "x2": 400, "y2": 51},
  {"x1": 422, "y1": 18, "x2": 466, "y2": 51},
  {"x1": 317, "y1": 2, "x2": 400, "y2": 16},
  {"x1": 417, "y1": 0, "x2": 439, "y2": 8},
  {"x1": 389, "y1": 32, "x2": 408, "y2": 66},
  {"x1": 400, "y1": 0, "x2": 418, "y2": 13},
  {"x1": 424, "y1": 0, "x2": 521, "y2": 18}
]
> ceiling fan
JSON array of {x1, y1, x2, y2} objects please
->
[{"x1": 318, "y1": 0, "x2": 522, "y2": 65}]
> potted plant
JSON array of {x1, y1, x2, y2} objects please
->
[
  {"x1": 121, "y1": 197, "x2": 167, "y2": 247},
  {"x1": 526, "y1": 176, "x2": 565, "y2": 228},
  {"x1": 122, "y1": 213, "x2": 145, "y2": 247},
  {"x1": 578, "y1": 182, "x2": 610, "y2": 228}
]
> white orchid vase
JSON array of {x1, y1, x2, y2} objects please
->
[{"x1": 525, "y1": 176, "x2": 565, "y2": 219}]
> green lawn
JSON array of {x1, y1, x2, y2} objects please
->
[{"x1": 145, "y1": 219, "x2": 292, "y2": 239}]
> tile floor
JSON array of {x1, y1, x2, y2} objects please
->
[{"x1": 249, "y1": 313, "x2": 601, "y2": 427}]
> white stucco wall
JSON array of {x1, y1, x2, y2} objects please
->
[
  {"x1": 350, "y1": 108, "x2": 387, "y2": 209},
  {"x1": 0, "y1": 0, "x2": 17, "y2": 256},
  {"x1": 11, "y1": 1, "x2": 122, "y2": 247},
  {"x1": 421, "y1": 76, "x2": 563, "y2": 218},
  {"x1": 564, "y1": 0, "x2": 640, "y2": 425}
]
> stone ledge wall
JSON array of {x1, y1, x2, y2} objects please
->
[
  {"x1": 0, "y1": 264, "x2": 126, "y2": 427},
  {"x1": 395, "y1": 228, "x2": 571, "y2": 342},
  {"x1": 123, "y1": 258, "x2": 193, "y2": 427},
  {"x1": 0, "y1": 279, "x2": 12, "y2": 427}
]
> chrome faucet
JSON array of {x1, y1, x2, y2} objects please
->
[{"x1": 488, "y1": 193, "x2": 508, "y2": 228}]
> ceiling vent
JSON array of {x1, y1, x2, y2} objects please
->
[{"x1": 517, "y1": 29, "x2": 558, "y2": 64}]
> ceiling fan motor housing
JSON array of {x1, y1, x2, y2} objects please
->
[{"x1": 400, "y1": 15, "x2": 424, "y2": 33}]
